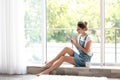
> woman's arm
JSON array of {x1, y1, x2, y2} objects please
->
[
  {"x1": 71, "y1": 38, "x2": 92, "y2": 54},
  {"x1": 77, "y1": 40, "x2": 92, "y2": 54}
]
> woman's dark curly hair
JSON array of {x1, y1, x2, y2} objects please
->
[{"x1": 77, "y1": 21, "x2": 88, "y2": 31}]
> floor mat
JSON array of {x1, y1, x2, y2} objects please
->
[{"x1": 32, "y1": 75, "x2": 108, "y2": 80}]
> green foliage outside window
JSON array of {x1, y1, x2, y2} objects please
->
[{"x1": 25, "y1": 0, "x2": 120, "y2": 44}]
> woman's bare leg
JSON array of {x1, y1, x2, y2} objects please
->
[
  {"x1": 42, "y1": 47, "x2": 74, "y2": 68},
  {"x1": 37, "y1": 56, "x2": 74, "y2": 76}
]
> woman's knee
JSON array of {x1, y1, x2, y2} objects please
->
[
  {"x1": 63, "y1": 47, "x2": 70, "y2": 51},
  {"x1": 63, "y1": 47, "x2": 74, "y2": 56}
]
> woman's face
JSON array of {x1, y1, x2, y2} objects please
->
[{"x1": 76, "y1": 26, "x2": 85, "y2": 34}]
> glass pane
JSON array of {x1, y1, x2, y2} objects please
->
[
  {"x1": 105, "y1": 0, "x2": 120, "y2": 64},
  {"x1": 47, "y1": 0, "x2": 100, "y2": 64},
  {"x1": 116, "y1": 29, "x2": 120, "y2": 63},
  {"x1": 47, "y1": 28, "x2": 74, "y2": 61},
  {"x1": 24, "y1": 0, "x2": 43, "y2": 64},
  {"x1": 89, "y1": 29, "x2": 101, "y2": 64}
]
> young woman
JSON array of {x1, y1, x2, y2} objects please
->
[{"x1": 36, "y1": 21, "x2": 93, "y2": 76}]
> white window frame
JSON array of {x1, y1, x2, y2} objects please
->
[
  {"x1": 100, "y1": 0, "x2": 105, "y2": 66},
  {"x1": 41, "y1": 0, "x2": 47, "y2": 64}
]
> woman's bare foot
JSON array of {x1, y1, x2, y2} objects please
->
[
  {"x1": 36, "y1": 70, "x2": 49, "y2": 76},
  {"x1": 42, "y1": 62, "x2": 53, "y2": 68}
]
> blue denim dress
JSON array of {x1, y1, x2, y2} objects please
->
[{"x1": 74, "y1": 35, "x2": 92, "y2": 67}]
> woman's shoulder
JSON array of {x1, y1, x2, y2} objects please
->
[{"x1": 86, "y1": 34, "x2": 92, "y2": 41}]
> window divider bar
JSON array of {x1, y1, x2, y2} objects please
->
[
  {"x1": 41, "y1": 0, "x2": 47, "y2": 64},
  {"x1": 100, "y1": 0, "x2": 105, "y2": 66}
]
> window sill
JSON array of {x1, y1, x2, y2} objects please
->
[{"x1": 27, "y1": 63, "x2": 120, "y2": 78}]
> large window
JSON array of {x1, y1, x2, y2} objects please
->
[{"x1": 24, "y1": 0, "x2": 120, "y2": 66}]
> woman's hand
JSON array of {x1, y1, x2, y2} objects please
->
[
  {"x1": 70, "y1": 39, "x2": 74, "y2": 44},
  {"x1": 74, "y1": 37, "x2": 79, "y2": 48},
  {"x1": 70, "y1": 36, "x2": 79, "y2": 48}
]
